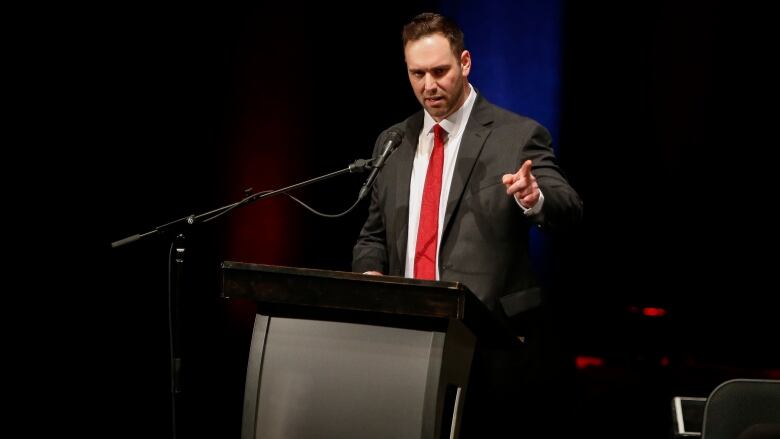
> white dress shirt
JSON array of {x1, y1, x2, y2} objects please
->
[{"x1": 404, "y1": 86, "x2": 478, "y2": 279}]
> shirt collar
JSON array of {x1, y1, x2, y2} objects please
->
[{"x1": 423, "y1": 84, "x2": 477, "y2": 137}]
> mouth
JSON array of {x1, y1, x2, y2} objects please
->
[{"x1": 425, "y1": 96, "x2": 444, "y2": 105}]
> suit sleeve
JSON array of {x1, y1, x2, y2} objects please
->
[
  {"x1": 352, "y1": 136, "x2": 390, "y2": 274},
  {"x1": 521, "y1": 123, "x2": 583, "y2": 231}
]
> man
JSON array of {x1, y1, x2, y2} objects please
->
[{"x1": 353, "y1": 12, "x2": 583, "y2": 436}]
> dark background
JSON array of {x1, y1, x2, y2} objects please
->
[{"x1": 31, "y1": 1, "x2": 778, "y2": 438}]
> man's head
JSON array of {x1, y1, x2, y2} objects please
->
[{"x1": 402, "y1": 13, "x2": 471, "y2": 122}]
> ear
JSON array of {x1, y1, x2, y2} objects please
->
[{"x1": 460, "y1": 50, "x2": 472, "y2": 76}]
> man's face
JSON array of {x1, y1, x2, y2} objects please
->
[{"x1": 404, "y1": 33, "x2": 471, "y2": 122}]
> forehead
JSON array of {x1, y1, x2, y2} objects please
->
[{"x1": 404, "y1": 34, "x2": 456, "y2": 68}]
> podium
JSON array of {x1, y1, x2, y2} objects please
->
[{"x1": 221, "y1": 262, "x2": 521, "y2": 439}]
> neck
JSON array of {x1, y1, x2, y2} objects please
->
[{"x1": 434, "y1": 82, "x2": 471, "y2": 123}]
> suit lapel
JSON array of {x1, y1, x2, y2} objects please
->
[
  {"x1": 442, "y1": 96, "x2": 494, "y2": 242},
  {"x1": 394, "y1": 114, "x2": 424, "y2": 272}
]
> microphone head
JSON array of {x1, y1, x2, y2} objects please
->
[
  {"x1": 359, "y1": 128, "x2": 405, "y2": 200},
  {"x1": 382, "y1": 128, "x2": 404, "y2": 150}
]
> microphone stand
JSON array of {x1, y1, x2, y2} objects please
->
[{"x1": 110, "y1": 157, "x2": 372, "y2": 439}]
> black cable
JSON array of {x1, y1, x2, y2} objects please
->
[
  {"x1": 200, "y1": 190, "x2": 273, "y2": 224},
  {"x1": 284, "y1": 193, "x2": 363, "y2": 218}
]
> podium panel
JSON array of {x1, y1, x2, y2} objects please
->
[{"x1": 246, "y1": 315, "x2": 443, "y2": 438}]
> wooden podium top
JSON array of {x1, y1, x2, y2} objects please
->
[{"x1": 222, "y1": 261, "x2": 519, "y2": 345}]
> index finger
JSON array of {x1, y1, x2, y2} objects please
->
[{"x1": 518, "y1": 160, "x2": 533, "y2": 178}]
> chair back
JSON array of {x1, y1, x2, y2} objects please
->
[{"x1": 701, "y1": 379, "x2": 780, "y2": 439}]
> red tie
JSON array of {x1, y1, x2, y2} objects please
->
[{"x1": 414, "y1": 124, "x2": 445, "y2": 280}]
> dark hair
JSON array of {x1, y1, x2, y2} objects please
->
[{"x1": 402, "y1": 12, "x2": 465, "y2": 58}]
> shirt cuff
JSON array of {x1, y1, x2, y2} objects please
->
[{"x1": 515, "y1": 189, "x2": 544, "y2": 216}]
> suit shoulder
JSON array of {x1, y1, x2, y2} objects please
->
[
  {"x1": 369, "y1": 110, "x2": 424, "y2": 155},
  {"x1": 395, "y1": 110, "x2": 425, "y2": 136},
  {"x1": 374, "y1": 110, "x2": 424, "y2": 145},
  {"x1": 474, "y1": 95, "x2": 548, "y2": 134},
  {"x1": 489, "y1": 103, "x2": 546, "y2": 132},
  {"x1": 483, "y1": 107, "x2": 551, "y2": 149}
]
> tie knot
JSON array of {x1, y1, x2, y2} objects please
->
[{"x1": 433, "y1": 124, "x2": 445, "y2": 145}]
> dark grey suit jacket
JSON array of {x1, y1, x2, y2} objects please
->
[{"x1": 353, "y1": 95, "x2": 582, "y2": 321}]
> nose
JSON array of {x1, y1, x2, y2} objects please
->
[{"x1": 424, "y1": 74, "x2": 437, "y2": 92}]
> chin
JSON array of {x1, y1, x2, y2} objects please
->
[{"x1": 427, "y1": 107, "x2": 446, "y2": 118}]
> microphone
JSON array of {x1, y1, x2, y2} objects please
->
[{"x1": 358, "y1": 129, "x2": 404, "y2": 200}]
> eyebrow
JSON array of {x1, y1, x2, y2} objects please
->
[{"x1": 408, "y1": 64, "x2": 451, "y2": 72}]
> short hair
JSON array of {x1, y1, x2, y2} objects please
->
[{"x1": 402, "y1": 12, "x2": 465, "y2": 58}]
